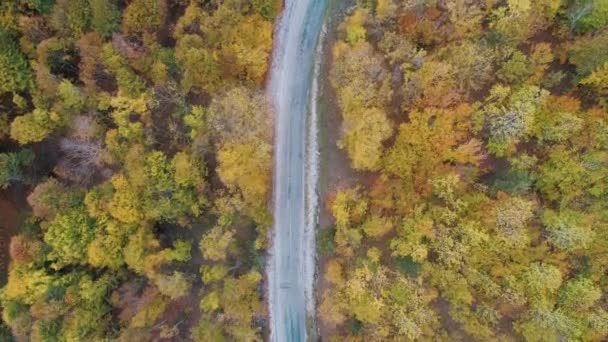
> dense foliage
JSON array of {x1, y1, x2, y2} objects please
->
[
  {"x1": 3, "y1": 0, "x2": 608, "y2": 340},
  {"x1": 320, "y1": 0, "x2": 608, "y2": 340},
  {"x1": 0, "y1": 0, "x2": 278, "y2": 340}
]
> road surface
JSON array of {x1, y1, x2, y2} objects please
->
[{"x1": 268, "y1": 0, "x2": 327, "y2": 341}]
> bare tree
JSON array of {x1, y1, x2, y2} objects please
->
[{"x1": 55, "y1": 138, "x2": 106, "y2": 185}]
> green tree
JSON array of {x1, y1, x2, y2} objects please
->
[
  {"x1": 10, "y1": 109, "x2": 61, "y2": 144},
  {"x1": 44, "y1": 206, "x2": 97, "y2": 269},
  {"x1": 536, "y1": 147, "x2": 587, "y2": 203},
  {"x1": 580, "y1": 62, "x2": 608, "y2": 96},
  {"x1": 252, "y1": 0, "x2": 280, "y2": 20},
  {"x1": 0, "y1": 149, "x2": 33, "y2": 189},
  {"x1": 0, "y1": 29, "x2": 32, "y2": 94},
  {"x1": 344, "y1": 10, "x2": 367, "y2": 45},
  {"x1": 22, "y1": 0, "x2": 55, "y2": 14},
  {"x1": 317, "y1": 227, "x2": 336, "y2": 256},
  {"x1": 201, "y1": 265, "x2": 228, "y2": 285},
  {"x1": 140, "y1": 151, "x2": 202, "y2": 221},
  {"x1": 533, "y1": 96, "x2": 583, "y2": 144},
  {"x1": 172, "y1": 151, "x2": 205, "y2": 188},
  {"x1": 522, "y1": 262, "x2": 562, "y2": 305},
  {"x1": 568, "y1": 31, "x2": 608, "y2": 76},
  {"x1": 31, "y1": 318, "x2": 61, "y2": 341},
  {"x1": 515, "y1": 307, "x2": 582, "y2": 342},
  {"x1": 159, "y1": 240, "x2": 192, "y2": 263},
  {"x1": 390, "y1": 207, "x2": 434, "y2": 263},
  {"x1": 191, "y1": 317, "x2": 226, "y2": 342},
  {"x1": 175, "y1": 35, "x2": 221, "y2": 94},
  {"x1": 497, "y1": 50, "x2": 531, "y2": 84},
  {"x1": 57, "y1": 80, "x2": 86, "y2": 114},
  {"x1": 559, "y1": 277, "x2": 601, "y2": 312},
  {"x1": 89, "y1": 0, "x2": 120, "y2": 38},
  {"x1": 0, "y1": 319, "x2": 14, "y2": 342},
  {"x1": 330, "y1": 187, "x2": 368, "y2": 255},
  {"x1": 541, "y1": 209, "x2": 593, "y2": 252},
  {"x1": 101, "y1": 48, "x2": 147, "y2": 97},
  {"x1": 479, "y1": 85, "x2": 548, "y2": 156},
  {"x1": 219, "y1": 271, "x2": 264, "y2": 340},
  {"x1": 61, "y1": 274, "x2": 116, "y2": 340},
  {"x1": 50, "y1": 0, "x2": 92, "y2": 38},
  {"x1": 568, "y1": 0, "x2": 608, "y2": 33}
]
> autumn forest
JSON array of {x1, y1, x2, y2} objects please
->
[{"x1": 0, "y1": 0, "x2": 607, "y2": 341}]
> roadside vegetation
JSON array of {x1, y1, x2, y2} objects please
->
[
  {"x1": 320, "y1": 0, "x2": 608, "y2": 340},
  {"x1": 0, "y1": 0, "x2": 278, "y2": 340}
]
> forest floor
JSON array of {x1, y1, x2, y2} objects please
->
[{"x1": 0, "y1": 189, "x2": 23, "y2": 283}]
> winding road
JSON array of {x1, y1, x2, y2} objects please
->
[{"x1": 268, "y1": 1, "x2": 327, "y2": 341}]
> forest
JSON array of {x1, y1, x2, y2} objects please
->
[
  {"x1": 318, "y1": 0, "x2": 608, "y2": 341},
  {"x1": 1, "y1": 0, "x2": 608, "y2": 341},
  {"x1": 0, "y1": 0, "x2": 279, "y2": 340}
]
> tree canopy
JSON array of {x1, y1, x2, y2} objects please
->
[
  {"x1": 0, "y1": 0, "x2": 276, "y2": 340},
  {"x1": 319, "y1": 1, "x2": 608, "y2": 340}
]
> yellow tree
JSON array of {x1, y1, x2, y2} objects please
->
[
  {"x1": 217, "y1": 142, "x2": 271, "y2": 204},
  {"x1": 338, "y1": 107, "x2": 392, "y2": 170},
  {"x1": 220, "y1": 14, "x2": 273, "y2": 85},
  {"x1": 10, "y1": 109, "x2": 61, "y2": 144},
  {"x1": 384, "y1": 104, "x2": 475, "y2": 193}
]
